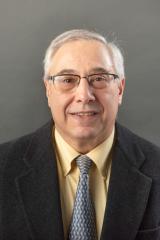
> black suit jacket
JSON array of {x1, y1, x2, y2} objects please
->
[{"x1": 0, "y1": 121, "x2": 160, "y2": 240}]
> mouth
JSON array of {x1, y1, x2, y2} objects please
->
[{"x1": 70, "y1": 111, "x2": 98, "y2": 116}]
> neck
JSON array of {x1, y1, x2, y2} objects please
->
[
  {"x1": 67, "y1": 139, "x2": 103, "y2": 154},
  {"x1": 55, "y1": 129, "x2": 114, "y2": 154}
]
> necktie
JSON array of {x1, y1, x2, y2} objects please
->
[{"x1": 68, "y1": 155, "x2": 97, "y2": 240}]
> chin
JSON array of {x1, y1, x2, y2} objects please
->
[{"x1": 71, "y1": 128, "x2": 99, "y2": 140}]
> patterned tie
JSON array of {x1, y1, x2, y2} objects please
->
[{"x1": 68, "y1": 155, "x2": 97, "y2": 240}]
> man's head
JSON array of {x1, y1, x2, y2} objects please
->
[{"x1": 43, "y1": 29, "x2": 125, "y2": 153}]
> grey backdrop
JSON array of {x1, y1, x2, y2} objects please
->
[{"x1": 0, "y1": 0, "x2": 159, "y2": 146}]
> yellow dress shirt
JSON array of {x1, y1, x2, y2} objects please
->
[{"x1": 53, "y1": 127, "x2": 115, "y2": 240}]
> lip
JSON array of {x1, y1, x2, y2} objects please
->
[
  {"x1": 69, "y1": 111, "x2": 100, "y2": 124},
  {"x1": 70, "y1": 111, "x2": 98, "y2": 116}
]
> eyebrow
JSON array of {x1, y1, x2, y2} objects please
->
[
  {"x1": 55, "y1": 69, "x2": 78, "y2": 75},
  {"x1": 89, "y1": 67, "x2": 110, "y2": 74},
  {"x1": 55, "y1": 67, "x2": 111, "y2": 76}
]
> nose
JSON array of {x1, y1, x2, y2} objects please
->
[{"x1": 74, "y1": 77, "x2": 95, "y2": 103}]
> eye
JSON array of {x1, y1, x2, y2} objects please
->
[
  {"x1": 60, "y1": 76, "x2": 77, "y2": 84},
  {"x1": 95, "y1": 76, "x2": 104, "y2": 81},
  {"x1": 91, "y1": 75, "x2": 105, "y2": 82}
]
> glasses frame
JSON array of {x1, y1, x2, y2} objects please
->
[{"x1": 47, "y1": 72, "x2": 119, "y2": 91}]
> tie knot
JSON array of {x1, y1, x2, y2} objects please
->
[{"x1": 76, "y1": 155, "x2": 92, "y2": 174}]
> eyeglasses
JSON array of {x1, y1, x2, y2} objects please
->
[{"x1": 47, "y1": 73, "x2": 119, "y2": 92}]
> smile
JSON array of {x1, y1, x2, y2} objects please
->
[{"x1": 71, "y1": 112, "x2": 97, "y2": 116}]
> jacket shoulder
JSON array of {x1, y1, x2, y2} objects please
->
[
  {"x1": 0, "y1": 121, "x2": 52, "y2": 169},
  {"x1": 0, "y1": 132, "x2": 34, "y2": 169},
  {"x1": 0, "y1": 121, "x2": 53, "y2": 169},
  {"x1": 116, "y1": 123, "x2": 160, "y2": 176},
  {"x1": 116, "y1": 123, "x2": 160, "y2": 154}
]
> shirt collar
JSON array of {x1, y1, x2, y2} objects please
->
[{"x1": 53, "y1": 127, "x2": 115, "y2": 178}]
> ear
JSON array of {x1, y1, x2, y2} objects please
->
[
  {"x1": 44, "y1": 79, "x2": 52, "y2": 98},
  {"x1": 44, "y1": 79, "x2": 54, "y2": 108},
  {"x1": 118, "y1": 78, "x2": 125, "y2": 105}
]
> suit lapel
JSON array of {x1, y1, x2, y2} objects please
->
[
  {"x1": 100, "y1": 124, "x2": 152, "y2": 240},
  {"x1": 15, "y1": 122, "x2": 64, "y2": 240}
]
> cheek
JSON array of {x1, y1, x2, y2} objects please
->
[
  {"x1": 100, "y1": 90, "x2": 120, "y2": 115},
  {"x1": 50, "y1": 97, "x2": 63, "y2": 117},
  {"x1": 48, "y1": 93, "x2": 72, "y2": 120}
]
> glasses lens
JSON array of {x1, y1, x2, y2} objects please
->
[
  {"x1": 89, "y1": 74, "x2": 114, "y2": 89},
  {"x1": 54, "y1": 75, "x2": 79, "y2": 92}
]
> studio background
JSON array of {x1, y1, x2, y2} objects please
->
[{"x1": 0, "y1": 0, "x2": 159, "y2": 146}]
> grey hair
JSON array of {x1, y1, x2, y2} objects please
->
[{"x1": 43, "y1": 29, "x2": 125, "y2": 79}]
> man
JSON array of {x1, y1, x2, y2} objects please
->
[{"x1": 0, "y1": 29, "x2": 160, "y2": 240}]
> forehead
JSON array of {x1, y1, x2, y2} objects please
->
[{"x1": 48, "y1": 40, "x2": 114, "y2": 74}]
